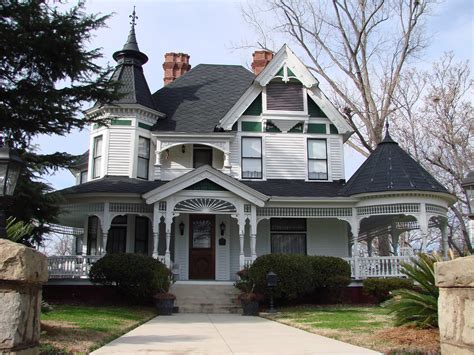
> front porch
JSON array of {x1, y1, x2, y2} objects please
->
[{"x1": 47, "y1": 254, "x2": 412, "y2": 281}]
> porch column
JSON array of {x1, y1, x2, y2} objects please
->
[
  {"x1": 102, "y1": 232, "x2": 108, "y2": 255},
  {"x1": 101, "y1": 202, "x2": 111, "y2": 255},
  {"x1": 152, "y1": 203, "x2": 161, "y2": 259},
  {"x1": 238, "y1": 215, "x2": 246, "y2": 270},
  {"x1": 440, "y1": 220, "x2": 449, "y2": 260},
  {"x1": 152, "y1": 232, "x2": 159, "y2": 258},
  {"x1": 250, "y1": 205, "x2": 257, "y2": 261},
  {"x1": 390, "y1": 228, "x2": 401, "y2": 256},
  {"x1": 350, "y1": 215, "x2": 360, "y2": 280},
  {"x1": 367, "y1": 237, "x2": 373, "y2": 257},
  {"x1": 164, "y1": 211, "x2": 173, "y2": 268},
  {"x1": 419, "y1": 204, "x2": 429, "y2": 252}
]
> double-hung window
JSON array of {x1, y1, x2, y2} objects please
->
[
  {"x1": 241, "y1": 137, "x2": 262, "y2": 179},
  {"x1": 307, "y1": 139, "x2": 328, "y2": 180},
  {"x1": 137, "y1": 137, "x2": 150, "y2": 179},
  {"x1": 271, "y1": 218, "x2": 307, "y2": 254},
  {"x1": 80, "y1": 170, "x2": 88, "y2": 184},
  {"x1": 92, "y1": 136, "x2": 103, "y2": 179}
]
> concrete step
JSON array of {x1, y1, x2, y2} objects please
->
[{"x1": 178, "y1": 304, "x2": 242, "y2": 314}]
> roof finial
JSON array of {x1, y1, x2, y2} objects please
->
[
  {"x1": 385, "y1": 120, "x2": 389, "y2": 134},
  {"x1": 129, "y1": 6, "x2": 138, "y2": 28}
]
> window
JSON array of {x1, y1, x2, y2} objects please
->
[
  {"x1": 86, "y1": 216, "x2": 99, "y2": 255},
  {"x1": 307, "y1": 139, "x2": 328, "y2": 180},
  {"x1": 92, "y1": 136, "x2": 103, "y2": 178},
  {"x1": 266, "y1": 82, "x2": 304, "y2": 111},
  {"x1": 241, "y1": 137, "x2": 262, "y2": 179},
  {"x1": 271, "y1": 218, "x2": 306, "y2": 254},
  {"x1": 80, "y1": 170, "x2": 88, "y2": 184},
  {"x1": 106, "y1": 216, "x2": 127, "y2": 254},
  {"x1": 193, "y1": 144, "x2": 213, "y2": 168},
  {"x1": 135, "y1": 217, "x2": 149, "y2": 254},
  {"x1": 137, "y1": 137, "x2": 150, "y2": 179}
]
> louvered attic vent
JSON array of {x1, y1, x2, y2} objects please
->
[{"x1": 266, "y1": 82, "x2": 304, "y2": 111}]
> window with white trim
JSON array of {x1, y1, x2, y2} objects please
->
[
  {"x1": 271, "y1": 218, "x2": 306, "y2": 254},
  {"x1": 241, "y1": 137, "x2": 262, "y2": 179},
  {"x1": 137, "y1": 136, "x2": 150, "y2": 179},
  {"x1": 80, "y1": 170, "x2": 88, "y2": 184},
  {"x1": 307, "y1": 139, "x2": 328, "y2": 180},
  {"x1": 92, "y1": 136, "x2": 103, "y2": 179}
]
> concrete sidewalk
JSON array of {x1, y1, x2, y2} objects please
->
[{"x1": 92, "y1": 313, "x2": 380, "y2": 354}]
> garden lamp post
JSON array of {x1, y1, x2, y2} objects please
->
[
  {"x1": 0, "y1": 144, "x2": 24, "y2": 238},
  {"x1": 266, "y1": 271, "x2": 278, "y2": 313},
  {"x1": 461, "y1": 170, "x2": 474, "y2": 244}
]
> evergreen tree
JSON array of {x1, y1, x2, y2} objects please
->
[{"x1": 0, "y1": 1, "x2": 119, "y2": 245}]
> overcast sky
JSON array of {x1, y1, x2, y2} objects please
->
[{"x1": 33, "y1": 0, "x2": 474, "y2": 190}]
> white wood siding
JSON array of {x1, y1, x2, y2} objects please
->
[
  {"x1": 107, "y1": 129, "x2": 132, "y2": 176},
  {"x1": 328, "y1": 136, "x2": 344, "y2": 180},
  {"x1": 174, "y1": 215, "x2": 189, "y2": 281},
  {"x1": 215, "y1": 215, "x2": 230, "y2": 280},
  {"x1": 307, "y1": 218, "x2": 348, "y2": 257},
  {"x1": 229, "y1": 218, "x2": 240, "y2": 280},
  {"x1": 256, "y1": 219, "x2": 270, "y2": 256},
  {"x1": 229, "y1": 136, "x2": 241, "y2": 178},
  {"x1": 265, "y1": 135, "x2": 306, "y2": 179}
]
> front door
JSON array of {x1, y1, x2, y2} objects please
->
[{"x1": 189, "y1": 214, "x2": 215, "y2": 280}]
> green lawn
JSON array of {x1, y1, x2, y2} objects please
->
[
  {"x1": 40, "y1": 305, "x2": 156, "y2": 354},
  {"x1": 264, "y1": 305, "x2": 440, "y2": 354}
]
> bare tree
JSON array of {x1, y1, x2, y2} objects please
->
[
  {"x1": 242, "y1": 0, "x2": 434, "y2": 153},
  {"x1": 393, "y1": 53, "x2": 474, "y2": 255}
]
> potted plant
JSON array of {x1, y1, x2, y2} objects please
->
[
  {"x1": 153, "y1": 266, "x2": 176, "y2": 315},
  {"x1": 235, "y1": 268, "x2": 263, "y2": 316}
]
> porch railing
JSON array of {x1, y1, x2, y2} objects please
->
[{"x1": 47, "y1": 255, "x2": 413, "y2": 280}]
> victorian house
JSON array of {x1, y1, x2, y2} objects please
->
[{"x1": 48, "y1": 18, "x2": 454, "y2": 286}]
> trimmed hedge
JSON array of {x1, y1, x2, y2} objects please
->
[
  {"x1": 363, "y1": 277, "x2": 415, "y2": 303},
  {"x1": 247, "y1": 254, "x2": 351, "y2": 302},
  {"x1": 89, "y1": 253, "x2": 170, "y2": 304}
]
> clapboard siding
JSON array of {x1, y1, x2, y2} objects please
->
[
  {"x1": 307, "y1": 218, "x2": 348, "y2": 257},
  {"x1": 175, "y1": 215, "x2": 189, "y2": 281},
  {"x1": 229, "y1": 218, "x2": 240, "y2": 280},
  {"x1": 256, "y1": 219, "x2": 270, "y2": 256},
  {"x1": 265, "y1": 135, "x2": 306, "y2": 179},
  {"x1": 229, "y1": 136, "x2": 241, "y2": 178},
  {"x1": 107, "y1": 130, "x2": 132, "y2": 175},
  {"x1": 215, "y1": 215, "x2": 230, "y2": 280},
  {"x1": 329, "y1": 136, "x2": 344, "y2": 180}
]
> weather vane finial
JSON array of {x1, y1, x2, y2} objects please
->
[
  {"x1": 385, "y1": 120, "x2": 389, "y2": 133},
  {"x1": 129, "y1": 6, "x2": 138, "y2": 27}
]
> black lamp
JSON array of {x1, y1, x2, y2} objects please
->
[
  {"x1": 179, "y1": 221, "x2": 185, "y2": 236},
  {"x1": 266, "y1": 271, "x2": 278, "y2": 313},
  {"x1": 0, "y1": 143, "x2": 24, "y2": 238},
  {"x1": 462, "y1": 171, "x2": 474, "y2": 220},
  {"x1": 220, "y1": 221, "x2": 226, "y2": 236},
  {"x1": 181, "y1": 145, "x2": 186, "y2": 154}
]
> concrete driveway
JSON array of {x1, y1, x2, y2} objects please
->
[{"x1": 92, "y1": 314, "x2": 380, "y2": 354}]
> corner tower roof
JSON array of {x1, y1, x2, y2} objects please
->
[{"x1": 341, "y1": 125, "x2": 449, "y2": 196}]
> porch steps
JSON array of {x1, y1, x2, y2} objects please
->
[{"x1": 171, "y1": 283, "x2": 242, "y2": 314}]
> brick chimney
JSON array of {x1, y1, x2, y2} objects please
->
[
  {"x1": 251, "y1": 50, "x2": 273, "y2": 75},
  {"x1": 163, "y1": 52, "x2": 191, "y2": 85}
]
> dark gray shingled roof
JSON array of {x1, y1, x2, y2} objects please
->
[
  {"x1": 108, "y1": 24, "x2": 156, "y2": 110},
  {"x1": 56, "y1": 176, "x2": 344, "y2": 198},
  {"x1": 340, "y1": 131, "x2": 449, "y2": 196},
  {"x1": 57, "y1": 176, "x2": 166, "y2": 195},
  {"x1": 152, "y1": 64, "x2": 255, "y2": 132}
]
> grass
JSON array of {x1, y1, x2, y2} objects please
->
[
  {"x1": 40, "y1": 304, "x2": 156, "y2": 354},
  {"x1": 264, "y1": 305, "x2": 440, "y2": 354}
]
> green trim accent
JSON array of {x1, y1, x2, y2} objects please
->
[
  {"x1": 138, "y1": 122, "x2": 153, "y2": 130},
  {"x1": 308, "y1": 123, "x2": 326, "y2": 134},
  {"x1": 185, "y1": 179, "x2": 227, "y2": 191},
  {"x1": 329, "y1": 124, "x2": 339, "y2": 134},
  {"x1": 111, "y1": 119, "x2": 132, "y2": 126},
  {"x1": 231, "y1": 122, "x2": 238, "y2": 131},
  {"x1": 242, "y1": 93, "x2": 262, "y2": 116},
  {"x1": 93, "y1": 123, "x2": 99, "y2": 130},
  {"x1": 242, "y1": 121, "x2": 262, "y2": 132},
  {"x1": 307, "y1": 95, "x2": 327, "y2": 118},
  {"x1": 287, "y1": 68, "x2": 296, "y2": 77},
  {"x1": 288, "y1": 121, "x2": 304, "y2": 133},
  {"x1": 265, "y1": 120, "x2": 281, "y2": 132},
  {"x1": 276, "y1": 67, "x2": 285, "y2": 76}
]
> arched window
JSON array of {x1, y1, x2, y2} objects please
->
[{"x1": 135, "y1": 217, "x2": 149, "y2": 254}]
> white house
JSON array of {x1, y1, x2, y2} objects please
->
[{"x1": 48, "y1": 19, "x2": 455, "y2": 284}]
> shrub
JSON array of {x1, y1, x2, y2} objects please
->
[
  {"x1": 310, "y1": 256, "x2": 351, "y2": 288},
  {"x1": 248, "y1": 254, "x2": 314, "y2": 302},
  {"x1": 89, "y1": 253, "x2": 171, "y2": 304},
  {"x1": 363, "y1": 278, "x2": 415, "y2": 303},
  {"x1": 384, "y1": 253, "x2": 442, "y2": 328}
]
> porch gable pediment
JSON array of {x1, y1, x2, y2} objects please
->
[{"x1": 142, "y1": 165, "x2": 268, "y2": 206}]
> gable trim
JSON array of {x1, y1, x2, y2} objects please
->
[{"x1": 142, "y1": 165, "x2": 268, "y2": 206}]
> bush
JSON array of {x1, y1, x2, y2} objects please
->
[
  {"x1": 248, "y1": 254, "x2": 313, "y2": 301},
  {"x1": 246, "y1": 254, "x2": 350, "y2": 303},
  {"x1": 363, "y1": 278, "x2": 415, "y2": 303},
  {"x1": 89, "y1": 253, "x2": 171, "y2": 304},
  {"x1": 384, "y1": 253, "x2": 442, "y2": 328}
]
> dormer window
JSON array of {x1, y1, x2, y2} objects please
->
[
  {"x1": 266, "y1": 82, "x2": 304, "y2": 111},
  {"x1": 92, "y1": 135, "x2": 103, "y2": 179},
  {"x1": 307, "y1": 139, "x2": 328, "y2": 180},
  {"x1": 80, "y1": 170, "x2": 88, "y2": 184},
  {"x1": 137, "y1": 137, "x2": 150, "y2": 180},
  {"x1": 242, "y1": 137, "x2": 262, "y2": 179}
]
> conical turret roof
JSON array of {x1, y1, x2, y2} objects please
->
[
  {"x1": 341, "y1": 126, "x2": 448, "y2": 196},
  {"x1": 108, "y1": 8, "x2": 156, "y2": 110}
]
